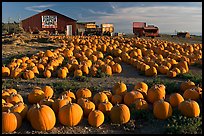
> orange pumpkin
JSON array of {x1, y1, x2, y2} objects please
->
[
  {"x1": 2, "y1": 109, "x2": 22, "y2": 133},
  {"x1": 88, "y1": 110, "x2": 104, "y2": 127},
  {"x1": 29, "y1": 104, "x2": 56, "y2": 131},
  {"x1": 153, "y1": 99, "x2": 172, "y2": 120}
]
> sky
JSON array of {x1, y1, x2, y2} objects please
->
[{"x1": 2, "y1": 2, "x2": 202, "y2": 35}]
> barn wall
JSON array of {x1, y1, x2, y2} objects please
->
[{"x1": 21, "y1": 10, "x2": 76, "y2": 35}]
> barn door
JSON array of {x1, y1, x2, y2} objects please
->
[{"x1": 66, "y1": 25, "x2": 72, "y2": 36}]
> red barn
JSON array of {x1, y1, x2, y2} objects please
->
[{"x1": 21, "y1": 9, "x2": 77, "y2": 35}]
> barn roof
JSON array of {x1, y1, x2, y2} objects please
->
[{"x1": 22, "y1": 9, "x2": 77, "y2": 22}]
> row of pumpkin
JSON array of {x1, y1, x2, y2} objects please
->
[
  {"x1": 2, "y1": 36, "x2": 202, "y2": 79},
  {"x1": 2, "y1": 80, "x2": 202, "y2": 133}
]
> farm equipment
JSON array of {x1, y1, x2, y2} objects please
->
[
  {"x1": 101, "y1": 24, "x2": 114, "y2": 36},
  {"x1": 133, "y1": 22, "x2": 159, "y2": 38},
  {"x1": 84, "y1": 22, "x2": 102, "y2": 36}
]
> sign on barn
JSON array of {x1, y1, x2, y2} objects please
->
[{"x1": 42, "y1": 15, "x2": 57, "y2": 28}]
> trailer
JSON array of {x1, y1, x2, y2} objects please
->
[{"x1": 133, "y1": 22, "x2": 159, "y2": 38}]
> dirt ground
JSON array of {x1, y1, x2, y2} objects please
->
[{"x1": 2, "y1": 34, "x2": 202, "y2": 134}]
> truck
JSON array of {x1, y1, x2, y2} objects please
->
[{"x1": 133, "y1": 22, "x2": 159, "y2": 38}]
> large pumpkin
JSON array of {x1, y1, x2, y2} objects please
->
[
  {"x1": 42, "y1": 86, "x2": 54, "y2": 98},
  {"x1": 147, "y1": 84, "x2": 166, "y2": 104},
  {"x1": 110, "y1": 104, "x2": 130, "y2": 124},
  {"x1": 98, "y1": 100, "x2": 113, "y2": 116},
  {"x1": 169, "y1": 93, "x2": 184, "y2": 107},
  {"x1": 76, "y1": 88, "x2": 92, "y2": 100},
  {"x1": 178, "y1": 99, "x2": 200, "y2": 117},
  {"x1": 183, "y1": 88, "x2": 200, "y2": 101},
  {"x1": 11, "y1": 102, "x2": 28, "y2": 119},
  {"x1": 28, "y1": 87, "x2": 45, "y2": 104},
  {"x1": 153, "y1": 99, "x2": 172, "y2": 120},
  {"x1": 80, "y1": 99, "x2": 95, "y2": 117},
  {"x1": 133, "y1": 98, "x2": 148, "y2": 111},
  {"x1": 2, "y1": 109, "x2": 22, "y2": 133},
  {"x1": 180, "y1": 80, "x2": 195, "y2": 92},
  {"x1": 134, "y1": 82, "x2": 148, "y2": 93},
  {"x1": 29, "y1": 104, "x2": 56, "y2": 131},
  {"x1": 124, "y1": 91, "x2": 144, "y2": 106},
  {"x1": 111, "y1": 94, "x2": 123, "y2": 105},
  {"x1": 52, "y1": 95, "x2": 72, "y2": 114},
  {"x1": 6, "y1": 93, "x2": 23, "y2": 105},
  {"x1": 88, "y1": 110, "x2": 104, "y2": 127},
  {"x1": 112, "y1": 81, "x2": 127, "y2": 96},
  {"x1": 93, "y1": 92, "x2": 109, "y2": 106},
  {"x1": 58, "y1": 102, "x2": 83, "y2": 127}
]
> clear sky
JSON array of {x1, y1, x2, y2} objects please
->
[{"x1": 2, "y1": 2, "x2": 202, "y2": 35}]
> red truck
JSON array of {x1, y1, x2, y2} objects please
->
[{"x1": 133, "y1": 22, "x2": 159, "y2": 38}]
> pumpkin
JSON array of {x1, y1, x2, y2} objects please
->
[
  {"x1": 93, "y1": 92, "x2": 109, "y2": 107},
  {"x1": 90, "y1": 66, "x2": 98, "y2": 77},
  {"x1": 10, "y1": 67, "x2": 23, "y2": 78},
  {"x1": 52, "y1": 95, "x2": 72, "y2": 114},
  {"x1": 74, "y1": 69, "x2": 83, "y2": 77},
  {"x1": 2, "y1": 99, "x2": 6, "y2": 104},
  {"x1": 98, "y1": 100, "x2": 113, "y2": 116},
  {"x1": 124, "y1": 91, "x2": 144, "y2": 106},
  {"x1": 37, "y1": 64, "x2": 45, "y2": 72},
  {"x1": 2, "y1": 102, "x2": 14, "y2": 112},
  {"x1": 43, "y1": 69, "x2": 52, "y2": 78},
  {"x1": 145, "y1": 66, "x2": 157, "y2": 76},
  {"x1": 134, "y1": 82, "x2": 148, "y2": 93},
  {"x1": 133, "y1": 98, "x2": 148, "y2": 110},
  {"x1": 2, "y1": 65, "x2": 10, "y2": 77},
  {"x1": 180, "y1": 80, "x2": 195, "y2": 92},
  {"x1": 112, "y1": 63, "x2": 122, "y2": 73},
  {"x1": 28, "y1": 87, "x2": 45, "y2": 104},
  {"x1": 101, "y1": 90, "x2": 112, "y2": 101},
  {"x1": 147, "y1": 84, "x2": 166, "y2": 104},
  {"x1": 178, "y1": 99, "x2": 200, "y2": 117},
  {"x1": 76, "y1": 88, "x2": 92, "y2": 100},
  {"x1": 58, "y1": 68, "x2": 67, "y2": 78},
  {"x1": 80, "y1": 99, "x2": 95, "y2": 117},
  {"x1": 111, "y1": 94, "x2": 123, "y2": 105},
  {"x1": 2, "y1": 91, "x2": 10, "y2": 100},
  {"x1": 101, "y1": 64, "x2": 112, "y2": 76},
  {"x1": 39, "y1": 97, "x2": 54, "y2": 107},
  {"x1": 81, "y1": 64, "x2": 89, "y2": 75},
  {"x1": 29, "y1": 103, "x2": 56, "y2": 131},
  {"x1": 183, "y1": 88, "x2": 200, "y2": 101},
  {"x1": 110, "y1": 104, "x2": 130, "y2": 124},
  {"x1": 45, "y1": 50, "x2": 54, "y2": 58},
  {"x1": 153, "y1": 99, "x2": 172, "y2": 120},
  {"x1": 61, "y1": 90, "x2": 76, "y2": 102},
  {"x1": 42, "y1": 86, "x2": 54, "y2": 98},
  {"x1": 167, "y1": 70, "x2": 177, "y2": 78},
  {"x1": 5, "y1": 88, "x2": 17, "y2": 95},
  {"x1": 58, "y1": 102, "x2": 83, "y2": 127},
  {"x1": 11, "y1": 102, "x2": 28, "y2": 119},
  {"x1": 2, "y1": 109, "x2": 22, "y2": 133},
  {"x1": 88, "y1": 110, "x2": 104, "y2": 127},
  {"x1": 112, "y1": 81, "x2": 127, "y2": 96},
  {"x1": 6, "y1": 93, "x2": 23, "y2": 105},
  {"x1": 169, "y1": 93, "x2": 184, "y2": 107},
  {"x1": 23, "y1": 70, "x2": 35, "y2": 80}
]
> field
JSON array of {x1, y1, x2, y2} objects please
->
[{"x1": 2, "y1": 33, "x2": 202, "y2": 134}]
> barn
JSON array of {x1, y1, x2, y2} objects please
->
[{"x1": 21, "y1": 9, "x2": 77, "y2": 35}]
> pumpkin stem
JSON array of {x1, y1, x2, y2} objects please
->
[
  {"x1": 36, "y1": 103, "x2": 41, "y2": 109},
  {"x1": 7, "y1": 108, "x2": 11, "y2": 113}
]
